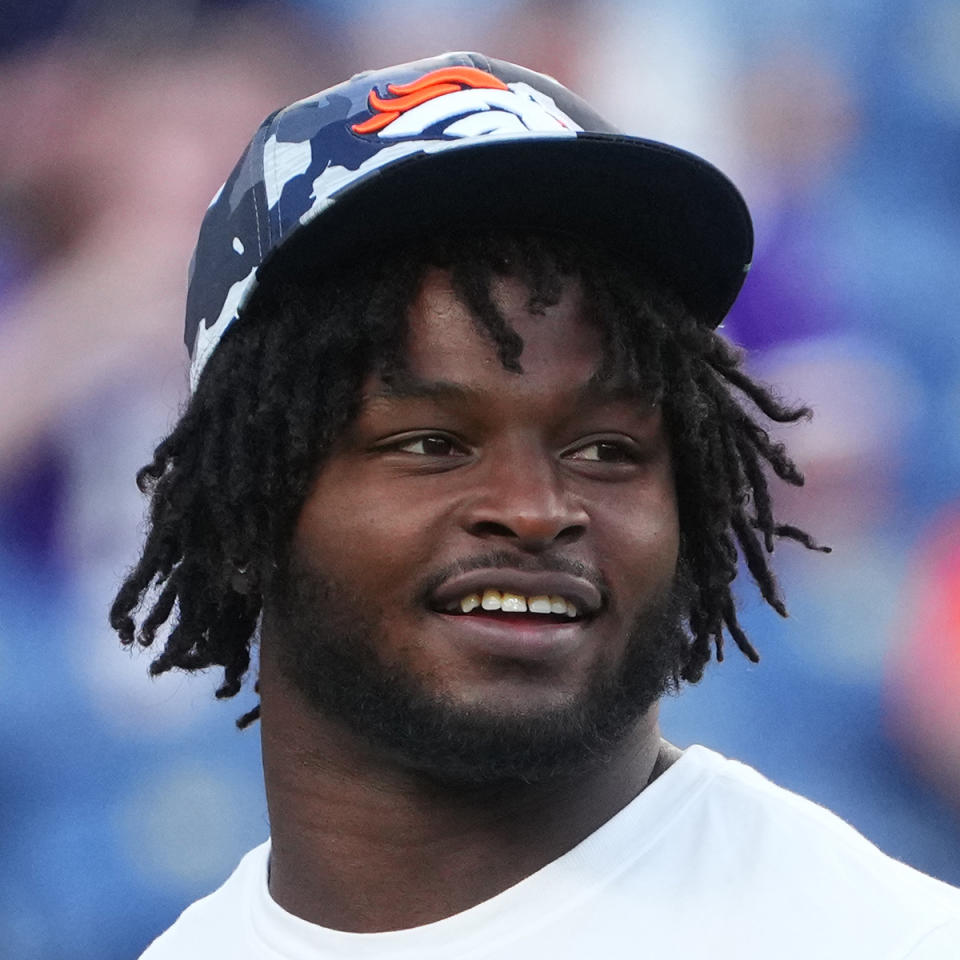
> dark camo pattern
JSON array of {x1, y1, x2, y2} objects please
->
[{"x1": 184, "y1": 52, "x2": 585, "y2": 390}]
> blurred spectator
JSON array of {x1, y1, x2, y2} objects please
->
[
  {"x1": 0, "y1": 5, "x2": 339, "y2": 481},
  {"x1": 887, "y1": 507, "x2": 960, "y2": 811},
  {"x1": 725, "y1": 43, "x2": 858, "y2": 353},
  {"x1": 0, "y1": 5, "x2": 349, "y2": 955},
  {"x1": 0, "y1": 3, "x2": 349, "y2": 713}
]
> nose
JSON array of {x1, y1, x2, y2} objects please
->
[{"x1": 462, "y1": 443, "x2": 588, "y2": 551}]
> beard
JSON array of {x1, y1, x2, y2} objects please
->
[{"x1": 264, "y1": 550, "x2": 692, "y2": 787}]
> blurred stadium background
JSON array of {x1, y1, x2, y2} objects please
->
[{"x1": 1, "y1": 0, "x2": 959, "y2": 955}]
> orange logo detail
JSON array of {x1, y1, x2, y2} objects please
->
[{"x1": 351, "y1": 66, "x2": 510, "y2": 135}]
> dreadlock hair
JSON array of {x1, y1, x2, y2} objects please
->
[{"x1": 110, "y1": 229, "x2": 828, "y2": 728}]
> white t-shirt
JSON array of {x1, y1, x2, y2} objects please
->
[{"x1": 140, "y1": 745, "x2": 960, "y2": 958}]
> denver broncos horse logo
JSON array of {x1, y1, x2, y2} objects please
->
[{"x1": 351, "y1": 66, "x2": 575, "y2": 139}]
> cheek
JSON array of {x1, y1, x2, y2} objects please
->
[
  {"x1": 611, "y1": 511, "x2": 679, "y2": 573},
  {"x1": 294, "y1": 472, "x2": 444, "y2": 591},
  {"x1": 594, "y1": 486, "x2": 680, "y2": 602}
]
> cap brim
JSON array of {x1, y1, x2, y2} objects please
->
[{"x1": 263, "y1": 132, "x2": 752, "y2": 326}]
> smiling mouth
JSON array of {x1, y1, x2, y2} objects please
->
[
  {"x1": 435, "y1": 589, "x2": 588, "y2": 623},
  {"x1": 427, "y1": 583, "x2": 598, "y2": 663},
  {"x1": 426, "y1": 568, "x2": 604, "y2": 643}
]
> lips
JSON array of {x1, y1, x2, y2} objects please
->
[{"x1": 428, "y1": 568, "x2": 604, "y2": 619}]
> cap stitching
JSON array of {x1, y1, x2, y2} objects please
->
[
  {"x1": 252, "y1": 147, "x2": 266, "y2": 263},
  {"x1": 269, "y1": 127, "x2": 283, "y2": 240}
]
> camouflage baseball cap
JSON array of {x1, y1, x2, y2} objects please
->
[{"x1": 185, "y1": 51, "x2": 753, "y2": 391}]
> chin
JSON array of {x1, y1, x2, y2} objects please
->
[{"x1": 266, "y1": 558, "x2": 689, "y2": 785}]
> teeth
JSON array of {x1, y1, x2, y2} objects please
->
[
  {"x1": 528, "y1": 596, "x2": 552, "y2": 614},
  {"x1": 500, "y1": 593, "x2": 527, "y2": 612},
  {"x1": 451, "y1": 589, "x2": 583, "y2": 618},
  {"x1": 481, "y1": 589, "x2": 502, "y2": 611}
]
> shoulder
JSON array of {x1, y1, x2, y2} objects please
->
[
  {"x1": 684, "y1": 745, "x2": 958, "y2": 890},
  {"x1": 902, "y1": 917, "x2": 960, "y2": 958},
  {"x1": 667, "y1": 746, "x2": 960, "y2": 955},
  {"x1": 138, "y1": 842, "x2": 270, "y2": 959}
]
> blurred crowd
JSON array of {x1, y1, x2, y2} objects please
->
[{"x1": 1, "y1": 1, "x2": 958, "y2": 956}]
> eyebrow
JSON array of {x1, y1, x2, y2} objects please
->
[
  {"x1": 366, "y1": 376, "x2": 476, "y2": 404},
  {"x1": 366, "y1": 372, "x2": 656, "y2": 408}
]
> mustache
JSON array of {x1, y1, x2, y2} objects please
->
[{"x1": 416, "y1": 550, "x2": 611, "y2": 607}]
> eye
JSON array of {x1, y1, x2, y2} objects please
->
[
  {"x1": 396, "y1": 434, "x2": 464, "y2": 457},
  {"x1": 565, "y1": 440, "x2": 638, "y2": 464}
]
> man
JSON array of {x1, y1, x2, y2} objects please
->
[{"x1": 112, "y1": 53, "x2": 960, "y2": 956}]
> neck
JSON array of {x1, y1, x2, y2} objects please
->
[{"x1": 260, "y1": 674, "x2": 676, "y2": 933}]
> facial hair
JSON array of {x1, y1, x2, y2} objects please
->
[{"x1": 265, "y1": 549, "x2": 692, "y2": 786}]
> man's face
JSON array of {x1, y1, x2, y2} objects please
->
[{"x1": 266, "y1": 267, "x2": 684, "y2": 782}]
